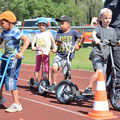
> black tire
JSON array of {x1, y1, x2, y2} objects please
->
[
  {"x1": 38, "y1": 78, "x2": 50, "y2": 96},
  {"x1": 55, "y1": 80, "x2": 77, "y2": 104},
  {"x1": 29, "y1": 78, "x2": 34, "y2": 88},
  {"x1": 110, "y1": 86, "x2": 120, "y2": 111}
]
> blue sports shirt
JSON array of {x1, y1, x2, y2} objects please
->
[
  {"x1": 0, "y1": 26, "x2": 23, "y2": 57},
  {"x1": 56, "y1": 29, "x2": 81, "y2": 59}
]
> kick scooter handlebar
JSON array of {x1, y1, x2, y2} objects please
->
[
  {"x1": 36, "y1": 48, "x2": 54, "y2": 55},
  {"x1": 55, "y1": 35, "x2": 85, "y2": 48},
  {"x1": 92, "y1": 39, "x2": 119, "y2": 46}
]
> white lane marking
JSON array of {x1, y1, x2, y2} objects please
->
[
  {"x1": 20, "y1": 64, "x2": 93, "y2": 80},
  {"x1": 20, "y1": 69, "x2": 90, "y2": 80},
  {"x1": 22, "y1": 63, "x2": 93, "y2": 72},
  {"x1": 3, "y1": 92, "x2": 87, "y2": 117},
  {"x1": 19, "y1": 78, "x2": 28, "y2": 82}
]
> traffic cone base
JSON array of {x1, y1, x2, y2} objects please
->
[
  {"x1": 88, "y1": 71, "x2": 118, "y2": 119},
  {"x1": 88, "y1": 110, "x2": 117, "y2": 119}
]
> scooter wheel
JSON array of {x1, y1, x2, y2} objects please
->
[
  {"x1": 29, "y1": 78, "x2": 34, "y2": 88},
  {"x1": 110, "y1": 86, "x2": 120, "y2": 111},
  {"x1": 55, "y1": 80, "x2": 76, "y2": 104},
  {"x1": 38, "y1": 78, "x2": 50, "y2": 96}
]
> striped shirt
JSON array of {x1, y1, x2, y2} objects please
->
[{"x1": 0, "y1": 26, "x2": 23, "y2": 57}]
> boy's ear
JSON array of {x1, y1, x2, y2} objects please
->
[{"x1": 67, "y1": 22, "x2": 70, "y2": 27}]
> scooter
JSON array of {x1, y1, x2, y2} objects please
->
[
  {"x1": 28, "y1": 48, "x2": 56, "y2": 95},
  {"x1": 35, "y1": 35, "x2": 84, "y2": 96},
  {"x1": 28, "y1": 49, "x2": 45, "y2": 88},
  {"x1": 0, "y1": 52, "x2": 14, "y2": 89},
  {"x1": 0, "y1": 52, "x2": 23, "y2": 90},
  {"x1": 105, "y1": 40, "x2": 120, "y2": 111},
  {"x1": 55, "y1": 39, "x2": 120, "y2": 111},
  {"x1": 55, "y1": 36, "x2": 86, "y2": 104}
]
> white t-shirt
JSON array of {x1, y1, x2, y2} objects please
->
[{"x1": 36, "y1": 30, "x2": 52, "y2": 55}]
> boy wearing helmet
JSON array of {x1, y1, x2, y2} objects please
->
[
  {"x1": 31, "y1": 17, "x2": 57, "y2": 87},
  {"x1": 0, "y1": 11, "x2": 30, "y2": 112}
]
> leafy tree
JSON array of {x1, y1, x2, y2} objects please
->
[
  {"x1": 75, "y1": 0, "x2": 103, "y2": 23},
  {"x1": 0, "y1": 0, "x2": 29, "y2": 21},
  {"x1": 0, "y1": 0, "x2": 103, "y2": 25}
]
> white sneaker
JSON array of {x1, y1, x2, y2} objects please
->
[
  {"x1": 0, "y1": 96, "x2": 7, "y2": 105},
  {"x1": 5, "y1": 103, "x2": 23, "y2": 112}
]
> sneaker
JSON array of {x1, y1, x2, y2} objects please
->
[
  {"x1": 33, "y1": 82, "x2": 39, "y2": 87},
  {"x1": 5, "y1": 103, "x2": 23, "y2": 113},
  {"x1": 82, "y1": 87, "x2": 93, "y2": 96},
  {"x1": 0, "y1": 96, "x2": 7, "y2": 105},
  {"x1": 47, "y1": 83, "x2": 56, "y2": 91}
]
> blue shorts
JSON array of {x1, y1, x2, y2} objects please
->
[{"x1": 0, "y1": 55, "x2": 22, "y2": 91}]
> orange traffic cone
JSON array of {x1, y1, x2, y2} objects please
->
[{"x1": 88, "y1": 70, "x2": 117, "y2": 119}]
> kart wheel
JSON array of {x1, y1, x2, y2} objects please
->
[
  {"x1": 55, "y1": 80, "x2": 76, "y2": 104},
  {"x1": 110, "y1": 86, "x2": 120, "y2": 111},
  {"x1": 38, "y1": 78, "x2": 50, "y2": 96},
  {"x1": 29, "y1": 78, "x2": 34, "y2": 88}
]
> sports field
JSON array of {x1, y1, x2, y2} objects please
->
[
  {"x1": 0, "y1": 64, "x2": 119, "y2": 120},
  {"x1": 0, "y1": 47, "x2": 93, "y2": 70}
]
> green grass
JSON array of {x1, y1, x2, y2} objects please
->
[
  {"x1": 0, "y1": 47, "x2": 93, "y2": 70},
  {"x1": 72, "y1": 48, "x2": 93, "y2": 70}
]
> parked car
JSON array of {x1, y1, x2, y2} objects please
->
[{"x1": 22, "y1": 17, "x2": 58, "y2": 44}]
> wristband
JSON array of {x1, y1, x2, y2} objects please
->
[{"x1": 78, "y1": 43, "x2": 81, "y2": 46}]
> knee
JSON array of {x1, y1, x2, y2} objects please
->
[{"x1": 52, "y1": 66, "x2": 58, "y2": 73}]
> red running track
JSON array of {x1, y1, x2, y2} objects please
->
[{"x1": 0, "y1": 64, "x2": 120, "y2": 120}]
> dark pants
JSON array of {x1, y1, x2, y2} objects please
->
[
  {"x1": 106, "y1": 48, "x2": 120, "y2": 82},
  {"x1": 113, "y1": 49, "x2": 120, "y2": 82}
]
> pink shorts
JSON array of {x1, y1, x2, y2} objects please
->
[{"x1": 35, "y1": 55, "x2": 49, "y2": 73}]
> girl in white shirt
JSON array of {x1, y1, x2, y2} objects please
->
[{"x1": 31, "y1": 17, "x2": 57, "y2": 87}]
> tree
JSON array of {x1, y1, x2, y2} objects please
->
[
  {"x1": 0, "y1": 0, "x2": 29, "y2": 21},
  {"x1": 76, "y1": 0, "x2": 103, "y2": 24},
  {"x1": 0, "y1": 0, "x2": 103, "y2": 25}
]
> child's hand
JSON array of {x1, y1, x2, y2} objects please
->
[
  {"x1": 56, "y1": 42, "x2": 62, "y2": 46},
  {"x1": 118, "y1": 40, "x2": 120, "y2": 46},
  {"x1": 75, "y1": 45, "x2": 80, "y2": 51},
  {"x1": 32, "y1": 47, "x2": 36, "y2": 51},
  {"x1": 15, "y1": 52, "x2": 23, "y2": 59},
  {"x1": 52, "y1": 49, "x2": 57, "y2": 53},
  {"x1": 91, "y1": 17, "x2": 99, "y2": 27},
  {"x1": 94, "y1": 38, "x2": 101, "y2": 44}
]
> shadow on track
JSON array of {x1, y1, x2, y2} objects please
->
[
  {"x1": 17, "y1": 85, "x2": 56, "y2": 99},
  {"x1": 49, "y1": 99, "x2": 93, "y2": 108},
  {"x1": 0, "y1": 104, "x2": 7, "y2": 109}
]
